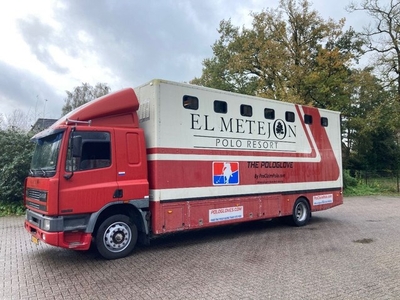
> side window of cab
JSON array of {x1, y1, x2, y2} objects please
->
[{"x1": 66, "y1": 131, "x2": 111, "y2": 171}]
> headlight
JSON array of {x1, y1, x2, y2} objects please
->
[
  {"x1": 39, "y1": 191, "x2": 48, "y2": 202},
  {"x1": 43, "y1": 219, "x2": 51, "y2": 231}
]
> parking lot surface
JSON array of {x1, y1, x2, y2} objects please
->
[{"x1": 1, "y1": 196, "x2": 400, "y2": 300}]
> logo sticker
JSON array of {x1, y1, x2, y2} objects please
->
[
  {"x1": 209, "y1": 206, "x2": 243, "y2": 223},
  {"x1": 213, "y1": 162, "x2": 239, "y2": 185},
  {"x1": 313, "y1": 194, "x2": 333, "y2": 205}
]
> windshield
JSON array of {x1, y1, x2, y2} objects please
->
[{"x1": 30, "y1": 132, "x2": 64, "y2": 177}]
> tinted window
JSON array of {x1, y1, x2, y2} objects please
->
[
  {"x1": 321, "y1": 117, "x2": 328, "y2": 127},
  {"x1": 240, "y1": 104, "x2": 252, "y2": 117},
  {"x1": 183, "y1": 95, "x2": 199, "y2": 110},
  {"x1": 264, "y1": 108, "x2": 275, "y2": 120},
  {"x1": 304, "y1": 114, "x2": 313, "y2": 124},
  {"x1": 285, "y1": 111, "x2": 295, "y2": 122},
  {"x1": 66, "y1": 131, "x2": 111, "y2": 171},
  {"x1": 214, "y1": 100, "x2": 227, "y2": 113}
]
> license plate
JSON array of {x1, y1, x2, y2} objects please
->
[{"x1": 31, "y1": 235, "x2": 39, "y2": 245}]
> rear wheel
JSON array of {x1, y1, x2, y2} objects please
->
[
  {"x1": 95, "y1": 214, "x2": 137, "y2": 260},
  {"x1": 291, "y1": 198, "x2": 311, "y2": 227}
]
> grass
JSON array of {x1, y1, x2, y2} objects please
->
[{"x1": 344, "y1": 176, "x2": 400, "y2": 196}]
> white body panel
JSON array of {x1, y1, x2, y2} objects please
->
[{"x1": 135, "y1": 79, "x2": 342, "y2": 202}]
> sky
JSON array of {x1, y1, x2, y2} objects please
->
[{"x1": 0, "y1": 0, "x2": 367, "y2": 125}]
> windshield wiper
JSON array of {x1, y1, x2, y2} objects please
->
[{"x1": 40, "y1": 168, "x2": 48, "y2": 177}]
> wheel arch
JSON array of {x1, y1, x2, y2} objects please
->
[{"x1": 87, "y1": 202, "x2": 149, "y2": 237}]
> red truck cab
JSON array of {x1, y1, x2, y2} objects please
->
[{"x1": 25, "y1": 88, "x2": 150, "y2": 259}]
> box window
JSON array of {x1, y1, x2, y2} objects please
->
[
  {"x1": 240, "y1": 104, "x2": 252, "y2": 117},
  {"x1": 304, "y1": 114, "x2": 313, "y2": 124},
  {"x1": 321, "y1": 117, "x2": 328, "y2": 127},
  {"x1": 183, "y1": 95, "x2": 199, "y2": 110},
  {"x1": 214, "y1": 100, "x2": 227, "y2": 113},
  {"x1": 264, "y1": 108, "x2": 275, "y2": 120},
  {"x1": 285, "y1": 111, "x2": 295, "y2": 122}
]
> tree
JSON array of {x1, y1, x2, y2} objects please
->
[
  {"x1": 342, "y1": 69, "x2": 391, "y2": 169},
  {"x1": 0, "y1": 113, "x2": 4, "y2": 130},
  {"x1": 348, "y1": 0, "x2": 400, "y2": 96},
  {"x1": 347, "y1": 0, "x2": 400, "y2": 186},
  {"x1": 61, "y1": 83, "x2": 111, "y2": 116},
  {"x1": 347, "y1": 0, "x2": 400, "y2": 128},
  {"x1": 192, "y1": 0, "x2": 363, "y2": 112},
  {"x1": 0, "y1": 109, "x2": 34, "y2": 132}
]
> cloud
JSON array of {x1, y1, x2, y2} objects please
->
[
  {"x1": 1, "y1": 0, "x2": 361, "y2": 124},
  {"x1": 17, "y1": 16, "x2": 69, "y2": 74},
  {"x1": 0, "y1": 61, "x2": 63, "y2": 119},
  {"x1": 47, "y1": 0, "x2": 234, "y2": 86}
]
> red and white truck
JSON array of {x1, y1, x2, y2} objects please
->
[{"x1": 24, "y1": 79, "x2": 343, "y2": 259}]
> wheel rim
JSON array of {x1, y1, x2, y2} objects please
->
[
  {"x1": 295, "y1": 202, "x2": 307, "y2": 222},
  {"x1": 103, "y1": 221, "x2": 132, "y2": 253}
]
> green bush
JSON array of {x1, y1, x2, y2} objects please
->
[
  {"x1": 343, "y1": 168, "x2": 400, "y2": 196},
  {"x1": 0, "y1": 201, "x2": 25, "y2": 216},
  {"x1": 0, "y1": 129, "x2": 34, "y2": 215},
  {"x1": 343, "y1": 169, "x2": 358, "y2": 188}
]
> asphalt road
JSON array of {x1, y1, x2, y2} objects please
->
[{"x1": 1, "y1": 196, "x2": 400, "y2": 300}]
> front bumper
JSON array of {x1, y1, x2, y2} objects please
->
[{"x1": 25, "y1": 210, "x2": 92, "y2": 250}]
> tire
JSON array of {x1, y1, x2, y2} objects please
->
[
  {"x1": 95, "y1": 214, "x2": 138, "y2": 260},
  {"x1": 291, "y1": 198, "x2": 311, "y2": 227}
]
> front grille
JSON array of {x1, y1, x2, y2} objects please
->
[
  {"x1": 27, "y1": 189, "x2": 47, "y2": 202},
  {"x1": 26, "y1": 201, "x2": 47, "y2": 211}
]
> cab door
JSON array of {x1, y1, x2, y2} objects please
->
[{"x1": 58, "y1": 129, "x2": 118, "y2": 214}]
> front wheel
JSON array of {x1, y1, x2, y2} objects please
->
[
  {"x1": 291, "y1": 198, "x2": 311, "y2": 227},
  {"x1": 95, "y1": 214, "x2": 138, "y2": 260}
]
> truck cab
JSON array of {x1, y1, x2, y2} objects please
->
[{"x1": 24, "y1": 88, "x2": 150, "y2": 259}]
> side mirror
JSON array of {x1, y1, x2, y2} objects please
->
[{"x1": 72, "y1": 136, "x2": 82, "y2": 158}]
